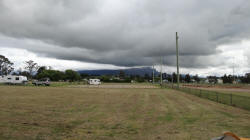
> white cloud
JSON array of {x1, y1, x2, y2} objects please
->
[
  {"x1": 1, "y1": 0, "x2": 250, "y2": 67},
  {"x1": 155, "y1": 40, "x2": 250, "y2": 76},
  {"x1": 0, "y1": 40, "x2": 249, "y2": 77},
  {"x1": 0, "y1": 0, "x2": 250, "y2": 76},
  {"x1": 0, "y1": 47, "x2": 124, "y2": 71}
]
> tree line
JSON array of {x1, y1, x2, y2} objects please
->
[
  {"x1": 0, "y1": 55, "x2": 81, "y2": 82},
  {"x1": 1, "y1": 54, "x2": 250, "y2": 83}
]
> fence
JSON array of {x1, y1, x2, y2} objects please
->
[{"x1": 163, "y1": 84, "x2": 250, "y2": 111}]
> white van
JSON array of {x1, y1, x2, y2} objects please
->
[
  {"x1": 88, "y1": 79, "x2": 101, "y2": 85},
  {"x1": 0, "y1": 75, "x2": 28, "y2": 85}
]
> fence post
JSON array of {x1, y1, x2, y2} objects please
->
[
  {"x1": 199, "y1": 90, "x2": 202, "y2": 97},
  {"x1": 230, "y1": 94, "x2": 233, "y2": 105}
]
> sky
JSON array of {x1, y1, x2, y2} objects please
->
[{"x1": 0, "y1": 0, "x2": 250, "y2": 76}]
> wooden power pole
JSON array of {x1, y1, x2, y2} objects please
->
[
  {"x1": 152, "y1": 64, "x2": 155, "y2": 84},
  {"x1": 160, "y1": 57, "x2": 163, "y2": 86},
  {"x1": 176, "y1": 32, "x2": 180, "y2": 88}
]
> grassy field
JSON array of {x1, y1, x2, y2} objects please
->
[
  {"x1": 169, "y1": 86, "x2": 250, "y2": 111},
  {"x1": 0, "y1": 85, "x2": 250, "y2": 140},
  {"x1": 182, "y1": 84, "x2": 250, "y2": 97},
  {"x1": 200, "y1": 88, "x2": 250, "y2": 97}
]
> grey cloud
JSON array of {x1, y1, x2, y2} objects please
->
[{"x1": 0, "y1": 0, "x2": 250, "y2": 68}]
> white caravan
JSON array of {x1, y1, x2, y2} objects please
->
[
  {"x1": 0, "y1": 75, "x2": 28, "y2": 84},
  {"x1": 88, "y1": 79, "x2": 101, "y2": 85}
]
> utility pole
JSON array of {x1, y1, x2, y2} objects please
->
[
  {"x1": 176, "y1": 32, "x2": 180, "y2": 88},
  {"x1": 160, "y1": 57, "x2": 163, "y2": 86},
  {"x1": 171, "y1": 73, "x2": 173, "y2": 88},
  {"x1": 152, "y1": 64, "x2": 155, "y2": 84},
  {"x1": 233, "y1": 57, "x2": 235, "y2": 84}
]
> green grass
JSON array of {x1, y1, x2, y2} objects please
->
[
  {"x1": 181, "y1": 116, "x2": 199, "y2": 125},
  {"x1": 215, "y1": 90, "x2": 250, "y2": 97},
  {"x1": 158, "y1": 113, "x2": 174, "y2": 122},
  {"x1": 181, "y1": 83, "x2": 250, "y2": 97},
  {"x1": 0, "y1": 86, "x2": 250, "y2": 140},
  {"x1": 166, "y1": 84, "x2": 250, "y2": 111}
]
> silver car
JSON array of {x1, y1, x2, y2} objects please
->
[{"x1": 32, "y1": 78, "x2": 50, "y2": 86}]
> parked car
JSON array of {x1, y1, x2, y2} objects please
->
[{"x1": 32, "y1": 78, "x2": 50, "y2": 86}]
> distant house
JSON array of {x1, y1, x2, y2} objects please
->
[
  {"x1": 114, "y1": 77, "x2": 120, "y2": 80},
  {"x1": 217, "y1": 79, "x2": 223, "y2": 84},
  {"x1": 163, "y1": 79, "x2": 169, "y2": 83},
  {"x1": 190, "y1": 79, "x2": 196, "y2": 83},
  {"x1": 204, "y1": 79, "x2": 209, "y2": 84},
  {"x1": 236, "y1": 79, "x2": 241, "y2": 83},
  {"x1": 203, "y1": 78, "x2": 218, "y2": 84}
]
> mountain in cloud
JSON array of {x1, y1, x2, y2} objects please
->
[{"x1": 78, "y1": 67, "x2": 159, "y2": 77}]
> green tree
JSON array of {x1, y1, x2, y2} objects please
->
[
  {"x1": 37, "y1": 66, "x2": 47, "y2": 75},
  {"x1": 100, "y1": 75, "x2": 111, "y2": 82},
  {"x1": 246, "y1": 73, "x2": 250, "y2": 83},
  {"x1": 0, "y1": 55, "x2": 14, "y2": 75},
  {"x1": 172, "y1": 72, "x2": 177, "y2": 83},
  {"x1": 184, "y1": 74, "x2": 191, "y2": 83},
  {"x1": 144, "y1": 73, "x2": 150, "y2": 81},
  {"x1": 24, "y1": 60, "x2": 39, "y2": 79},
  {"x1": 80, "y1": 73, "x2": 89, "y2": 79},
  {"x1": 37, "y1": 70, "x2": 66, "y2": 81},
  {"x1": 20, "y1": 71, "x2": 30, "y2": 78},
  {"x1": 65, "y1": 69, "x2": 81, "y2": 82},
  {"x1": 222, "y1": 74, "x2": 233, "y2": 83},
  {"x1": 193, "y1": 74, "x2": 200, "y2": 83}
]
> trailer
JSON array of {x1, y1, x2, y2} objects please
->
[
  {"x1": 0, "y1": 75, "x2": 28, "y2": 85},
  {"x1": 88, "y1": 79, "x2": 101, "y2": 85}
]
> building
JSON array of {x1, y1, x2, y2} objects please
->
[{"x1": 217, "y1": 79, "x2": 223, "y2": 84}]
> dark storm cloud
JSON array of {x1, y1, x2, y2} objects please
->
[{"x1": 0, "y1": 0, "x2": 250, "y2": 68}]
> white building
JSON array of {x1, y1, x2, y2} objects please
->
[
  {"x1": 204, "y1": 79, "x2": 209, "y2": 83},
  {"x1": 0, "y1": 75, "x2": 28, "y2": 84},
  {"x1": 190, "y1": 79, "x2": 196, "y2": 83},
  {"x1": 88, "y1": 79, "x2": 101, "y2": 85},
  {"x1": 217, "y1": 79, "x2": 223, "y2": 84},
  {"x1": 163, "y1": 79, "x2": 169, "y2": 83}
]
